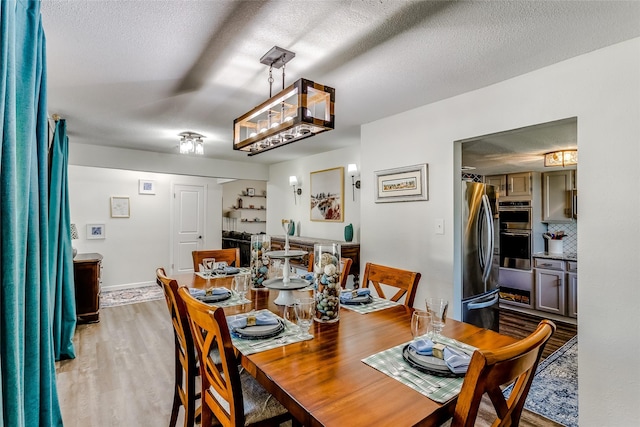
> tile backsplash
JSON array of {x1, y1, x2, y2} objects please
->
[{"x1": 547, "y1": 223, "x2": 577, "y2": 253}]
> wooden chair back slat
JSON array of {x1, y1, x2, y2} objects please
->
[
  {"x1": 361, "y1": 262, "x2": 421, "y2": 307},
  {"x1": 192, "y1": 248, "x2": 241, "y2": 271}
]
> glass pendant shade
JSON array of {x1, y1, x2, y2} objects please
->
[
  {"x1": 544, "y1": 150, "x2": 577, "y2": 167},
  {"x1": 233, "y1": 78, "x2": 335, "y2": 156}
]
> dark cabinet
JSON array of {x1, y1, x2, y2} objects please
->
[{"x1": 73, "y1": 253, "x2": 103, "y2": 323}]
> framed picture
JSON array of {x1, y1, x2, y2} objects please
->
[
  {"x1": 374, "y1": 163, "x2": 428, "y2": 203},
  {"x1": 86, "y1": 224, "x2": 105, "y2": 239},
  {"x1": 138, "y1": 179, "x2": 155, "y2": 195},
  {"x1": 110, "y1": 196, "x2": 130, "y2": 218},
  {"x1": 310, "y1": 167, "x2": 344, "y2": 222},
  {"x1": 247, "y1": 188, "x2": 255, "y2": 196}
]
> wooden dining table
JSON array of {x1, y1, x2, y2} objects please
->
[{"x1": 175, "y1": 272, "x2": 517, "y2": 426}]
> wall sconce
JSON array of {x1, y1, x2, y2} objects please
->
[
  {"x1": 289, "y1": 176, "x2": 302, "y2": 204},
  {"x1": 347, "y1": 164, "x2": 360, "y2": 201}
]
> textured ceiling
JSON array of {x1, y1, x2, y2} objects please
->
[{"x1": 40, "y1": 0, "x2": 640, "y2": 165}]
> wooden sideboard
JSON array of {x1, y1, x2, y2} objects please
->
[
  {"x1": 73, "y1": 253, "x2": 103, "y2": 323},
  {"x1": 270, "y1": 236, "x2": 361, "y2": 286}
]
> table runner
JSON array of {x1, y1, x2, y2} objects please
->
[
  {"x1": 229, "y1": 309, "x2": 312, "y2": 355},
  {"x1": 362, "y1": 336, "x2": 476, "y2": 403},
  {"x1": 340, "y1": 296, "x2": 402, "y2": 314}
]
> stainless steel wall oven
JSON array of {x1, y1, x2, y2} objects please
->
[{"x1": 498, "y1": 200, "x2": 532, "y2": 270}]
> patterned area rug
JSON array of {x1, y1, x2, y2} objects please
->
[
  {"x1": 505, "y1": 335, "x2": 578, "y2": 426},
  {"x1": 100, "y1": 285, "x2": 164, "y2": 308}
]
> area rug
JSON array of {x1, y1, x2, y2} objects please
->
[
  {"x1": 100, "y1": 285, "x2": 164, "y2": 308},
  {"x1": 505, "y1": 335, "x2": 578, "y2": 427}
]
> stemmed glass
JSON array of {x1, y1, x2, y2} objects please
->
[
  {"x1": 202, "y1": 258, "x2": 215, "y2": 277},
  {"x1": 283, "y1": 303, "x2": 299, "y2": 335},
  {"x1": 426, "y1": 298, "x2": 449, "y2": 338},
  {"x1": 294, "y1": 297, "x2": 315, "y2": 338},
  {"x1": 233, "y1": 273, "x2": 249, "y2": 300},
  {"x1": 411, "y1": 311, "x2": 432, "y2": 341}
]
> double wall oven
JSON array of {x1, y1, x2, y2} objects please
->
[{"x1": 498, "y1": 200, "x2": 532, "y2": 270}]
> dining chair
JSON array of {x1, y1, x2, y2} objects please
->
[
  {"x1": 178, "y1": 287, "x2": 294, "y2": 427},
  {"x1": 156, "y1": 268, "x2": 201, "y2": 427},
  {"x1": 307, "y1": 253, "x2": 353, "y2": 288},
  {"x1": 192, "y1": 248, "x2": 241, "y2": 271},
  {"x1": 361, "y1": 262, "x2": 421, "y2": 307},
  {"x1": 451, "y1": 319, "x2": 557, "y2": 427}
]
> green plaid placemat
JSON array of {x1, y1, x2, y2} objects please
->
[
  {"x1": 228, "y1": 309, "x2": 312, "y2": 355},
  {"x1": 362, "y1": 337, "x2": 476, "y2": 403},
  {"x1": 340, "y1": 296, "x2": 402, "y2": 314}
]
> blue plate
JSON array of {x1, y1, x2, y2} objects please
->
[{"x1": 340, "y1": 294, "x2": 373, "y2": 305}]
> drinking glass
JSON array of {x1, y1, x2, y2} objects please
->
[
  {"x1": 283, "y1": 303, "x2": 300, "y2": 334},
  {"x1": 233, "y1": 273, "x2": 249, "y2": 300},
  {"x1": 294, "y1": 297, "x2": 315, "y2": 338},
  {"x1": 411, "y1": 311, "x2": 432, "y2": 340},
  {"x1": 426, "y1": 298, "x2": 449, "y2": 338},
  {"x1": 202, "y1": 258, "x2": 215, "y2": 277}
]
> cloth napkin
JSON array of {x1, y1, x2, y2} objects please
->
[
  {"x1": 340, "y1": 288, "x2": 371, "y2": 301},
  {"x1": 227, "y1": 312, "x2": 279, "y2": 330},
  {"x1": 190, "y1": 288, "x2": 229, "y2": 298},
  {"x1": 409, "y1": 338, "x2": 434, "y2": 356},
  {"x1": 444, "y1": 346, "x2": 471, "y2": 374}
]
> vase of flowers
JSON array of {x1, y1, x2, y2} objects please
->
[{"x1": 313, "y1": 243, "x2": 341, "y2": 323}]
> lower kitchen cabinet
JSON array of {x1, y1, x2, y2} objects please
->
[
  {"x1": 534, "y1": 268, "x2": 566, "y2": 316},
  {"x1": 567, "y1": 272, "x2": 578, "y2": 318},
  {"x1": 73, "y1": 253, "x2": 103, "y2": 323}
]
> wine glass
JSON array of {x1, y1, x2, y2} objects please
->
[
  {"x1": 233, "y1": 273, "x2": 249, "y2": 300},
  {"x1": 411, "y1": 311, "x2": 432, "y2": 341},
  {"x1": 294, "y1": 297, "x2": 315, "y2": 338},
  {"x1": 426, "y1": 298, "x2": 449, "y2": 338}
]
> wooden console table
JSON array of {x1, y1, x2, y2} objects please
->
[
  {"x1": 270, "y1": 236, "x2": 360, "y2": 286},
  {"x1": 73, "y1": 253, "x2": 103, "y2": 323}
]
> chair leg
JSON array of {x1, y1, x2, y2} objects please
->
[
  {"x1": 184, "y1": 363, "x2": 197, "y2": 427},
  {"x1": 170, "y1": 345, "x2": 182, "y2": 427}
]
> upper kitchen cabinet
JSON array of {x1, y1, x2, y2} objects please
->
[
  {"x1": 542, "y1": 170, "x2": 576, "y2": 222},
  {"x1": 486, "y1": 172, "x2": 532, "y2": 198}
]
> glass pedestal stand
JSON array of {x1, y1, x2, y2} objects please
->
[{"x1": 262, "y1": 249, "x2": 308, "y2": 305}]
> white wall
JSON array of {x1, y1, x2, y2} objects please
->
[
  {"x1": 362, "y1": 38, "x2": 640, "y2": 425},
  {"x1": 69, "y1": 165, "x2": 224, "y2": 290},
  {"x1": 267, "y1": 145, "x2": 361, "y2": 242}
]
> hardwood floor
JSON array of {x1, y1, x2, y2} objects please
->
[
  {"x1": 56, "y1": 300, "x2": 568, "y2": 426},
  {"x1": 499, "y1": 307, "x2": 577, "y2": 359}
]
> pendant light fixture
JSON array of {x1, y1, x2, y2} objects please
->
[
  {"x1": 544, "y1": 149, "x2": 577, "y2": 167},
  {"x1": 179, "y1": 132, "x2": 205, "y2": 155},
  {"x1": 233, "y1": 46, "x2": 335, "y2": 156}
]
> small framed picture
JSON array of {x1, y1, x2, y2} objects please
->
[
  {"x1": 139, "y1": 179, "x2": 155, "y2": 195},
  {"x1": 86, "y1": 224, "x2": 105, "y2": 239},
  {"x1": 110, "y1": 196, "x2": 130, "y2": 218},
  {"x1": 247, "y1": 188, "x2": 255, "y2": 196},
  {"x1": 374, "y1": 163, "x2": 429, "y2": 203}
]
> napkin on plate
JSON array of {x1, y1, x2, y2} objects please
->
[
  {"x1": 340, "y1": 288, "x2": 371, "y2": 300},
  {"x1": 189, "y1": 288, "x2": 206, "y2": 297},
  {"x1": 444, "y1": 346, "x2": 471, "y2": 374},
  {"x1": 409, "y1": 338, "x2": 434, "y2": 356},
  {"x1": 227, "y1": 312, "x2": 279, "y2": 330},
  {"x1": 191, "y1": 287, "x2": 230, "y2": 298}
]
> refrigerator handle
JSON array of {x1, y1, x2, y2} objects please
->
[
  {"x1": 480, "y1": 194, "x2": 494, "y2": 285},
  {"x1": 467, "y1": 293, "x2": 499, "y2": 310}
]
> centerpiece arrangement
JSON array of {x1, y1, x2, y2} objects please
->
[
  {"x1": 313, "y1": 243, "x2": 341, "y2": 323},
  {"x1": 250, "y1": 234, "x2": 270, "y2": 288}
]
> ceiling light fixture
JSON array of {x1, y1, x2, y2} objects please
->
[
  {"x1": 233, "y1": 46, "x2": 335, "y2": 156},
  {"x1": 179, "y1": 131, "x2": 205, "y2": 155},
  {"x1": 544, "y1": 149, "x2": 577, "y2": 167}
]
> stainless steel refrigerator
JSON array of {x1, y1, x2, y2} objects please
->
[{"x1": 461, "y1": 181, "x2": 500, "y2": 331}]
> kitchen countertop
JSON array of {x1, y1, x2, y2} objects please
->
[{"x1": 533, "y1": 252, "x2": 577, "y2": 262}]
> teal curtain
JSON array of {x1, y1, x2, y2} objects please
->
[
  {"x1": 49, "y1": 118, "x2": 76, "y2": 361},
  {"x1": 1, "y1": 0, "x2": 64, "y2": 425}
]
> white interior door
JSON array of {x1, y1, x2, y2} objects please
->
[{"x1": 172, "y1": 184, "x2": 205, "y2": 273}]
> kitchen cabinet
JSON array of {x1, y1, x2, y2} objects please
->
[
  {"x1": 533, "y1": 256, "x2": 577, "y2": 317},
  {"x1": 485, "y1": 172, "x2": 532, "y2": 198},
  {"x1": 542, "y1": 170, "x2": 576, "y2": 222},
  {"x1": 73, "y1": 253, "x2": 102, "y2": 323}
]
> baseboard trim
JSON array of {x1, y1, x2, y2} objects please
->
[{"x1": 101, "y1": 281, "x2": 156, "y2": 292}]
